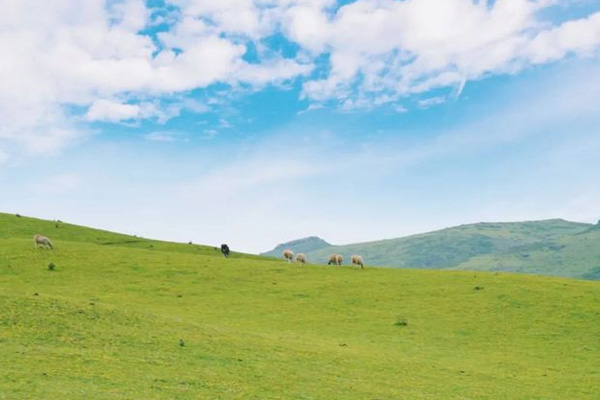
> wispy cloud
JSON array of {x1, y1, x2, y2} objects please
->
[
  {"x1": 417, "y1": 96, "x2": 446, "y2": 109},
  {"x1": 218, "y1": 118, "x2": 233, "y2": 128},
  {"x1": 180, "y1": 157, "x2": 328, "y2": 199},
  {"x1": 455, "y1": 77, "x2": 467, "y2": 99},
  {"x1": 394, "y1": 105, "x2": 408, "y2": 113},
  {"x1": 144, "y1": 131, "x2": 189, "y2": 142},
  {"x1": 297, "y1": 103, "x2": 325, "y2": 115},
  {"x1": 202, "y1": 129, "x2": 218, "y2": 140}
]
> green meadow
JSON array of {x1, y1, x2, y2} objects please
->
[{"x1": 1, "y1": 213, "x2": 599, "y2": 399}]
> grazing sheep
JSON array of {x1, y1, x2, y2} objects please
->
[
  {"x1": 327, "y1": 254, "x2": 343, "y2": 266},
  {"x1": 295, "y1": 253, "x2": 307, "y2": 264},
  {"x1": 221, "y1": 244, "x2": 230, "y2": 258},
  {"x1": 33, "y1": 234, "x2": 53, "y2": 249},
  {"x1": 351, "y1": 255, "x2": 364, "y2": 269},
  {"x1": 283, "y1": 249, "x2": 294, "y2": 263}
]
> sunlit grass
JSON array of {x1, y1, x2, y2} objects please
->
[{"x1": 1, "y1": 213, "x2": 598, "y2": 399}]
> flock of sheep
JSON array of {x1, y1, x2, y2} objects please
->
[
  {"x1": 33, "y1": 233, "x2": 365, "y2": 269},
  {"x1": 282, "y1": 249, "x2": 364, "y2": 269}
]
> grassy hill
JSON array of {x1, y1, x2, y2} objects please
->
[
  {"x1": 1, "y1": 213, "x2": 599, "y2": 399},
  {"x1": 263, "y1": 219, "x2": 600, "y2": 279},
  {"x1": 0, "y1": 213, "x2": 264, "y2": 260}
]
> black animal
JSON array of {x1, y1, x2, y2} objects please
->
[{"x1": 221, "y1": 244, "x2": 230, "y2": 258}]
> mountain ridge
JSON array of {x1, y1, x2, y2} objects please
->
[
  {"x1": 262, "y1": 218, "x2": 599, "y2": 279},
  {"x1": 263, "y1": 236, "x2": 331, "y2": 258}
]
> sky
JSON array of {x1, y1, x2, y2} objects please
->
[{"x1": 1, "y1": 0, "x2": 599, "y2": 253}]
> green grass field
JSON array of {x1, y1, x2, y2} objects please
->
[{"x1": 1, "y1": 213, "x2": 599, "y2": 399}]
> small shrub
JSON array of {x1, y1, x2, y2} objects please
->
[
  {"x1": 394, "y1": 317, "x2": 408, "y2": 327},
  {"x1": 15, "y1": 213, "x2": 21, "y2": 218},
  {"x1": 48, "y1": 263, "x2": 56, "y2": 271}
]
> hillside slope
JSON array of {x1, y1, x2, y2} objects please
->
[
  {"x1": 263, "y1": 219, "x2": 600, "y2": 279},
  {"x1": 0, "y1": 212, "x2": 262, "y2": 260},
  {"x1": 1, "y1": 214, "x2": 599, "y2": 399}
]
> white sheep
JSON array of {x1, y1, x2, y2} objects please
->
[
  {"x1": 327, "y1": 254, "x2": 343, "y2": 266},
  {"x1": 283, "y1": 249, "x2": 294, "y2": 263},
  {"x1": 33, "y1": 234, "x2": 53, "y2": 249},
  {"x1": 351, "y1": 255, "x2": 364, "y2": 269},
  {"x1": 295, "y1": 253, "x2": 307, "y2": 264}
]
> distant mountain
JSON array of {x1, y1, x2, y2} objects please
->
[
  {"x1": 262, "y1": 219, "x2": 600, "y2": 280},
  {"x1": 261, "y1": 236, "x2": 331, "y2": 258}
]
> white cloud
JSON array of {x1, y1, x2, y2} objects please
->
[
  {"x1": 525, "y1": 11, "x2": 600, "y2": 64},
  {"x1": 0, "y1": 0, "x2": 311, "y2": 157},
  {"x1": 86, "y1": 100, "x2": 141, "y2": 122},
  {"x1": 283, "y1": 4, "x2": 332, "y2": 53},
  {"x1": 85, "y1": 99, "x2": 184, "y2": 123},
  {"x1": 168, "y1": 0, "x2": 273, "y2": 39},
  {"x1": 109, "y1": 0, "x2": 149, "y2": 32},
  {"x1": 236, "y1": 58, "x2": 314, "y2": 86},
  {"x1": 298, "y1": 1, "x2": 600, "y2": 105},
  {"x1": 1, "y1": 0, "x2": 600, "y2": 159}
]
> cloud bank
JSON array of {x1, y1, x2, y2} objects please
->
[{"x1": 0, "y1": 0, "x2": 599, "y2": 155}]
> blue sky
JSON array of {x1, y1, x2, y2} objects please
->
[{"x1": 1, "y1": 0, "x2": 599, "y2": 252}]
